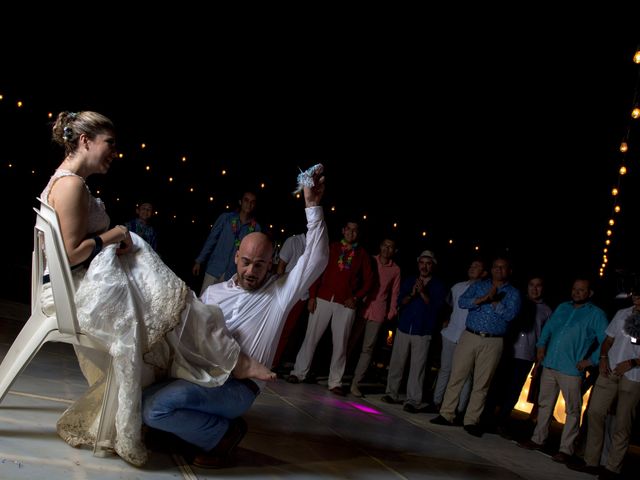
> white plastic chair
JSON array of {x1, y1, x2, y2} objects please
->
[{"x1": 0, "y1": 198, "x2": 118, "y2": 456}]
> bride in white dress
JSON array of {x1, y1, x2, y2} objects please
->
[{"x1": 40, "y1": 111, "x2": 274, "y2": 466}]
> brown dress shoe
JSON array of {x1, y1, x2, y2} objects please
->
[
  {"x1": 551, "y1": 452, "x2": 570, "y2": 463},
  {"x1": 192, "y1": 417, "x2": 248, "y2": 469},
  {"x1": 329, "y1": 386, "x2": 346, "y2": 396}
]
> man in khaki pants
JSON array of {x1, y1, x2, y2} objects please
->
[
  {"x1": 431, "y1": 256, "x2": 521, "y2": 437},
  {"x1": 569, "y1": 292, "x2": 640, "y2": 478},
  {"x1": 518, "y1": 277, "x2": 608, "y2": 464}
]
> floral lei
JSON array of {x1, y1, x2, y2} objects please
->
[
  {"x1": 338, "y1": 239, "x2": 357, "y2": 271},
  {"x1": 231, "y1": 214, "x2": 257, "y2": 248}
]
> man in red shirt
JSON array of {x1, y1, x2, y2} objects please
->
[{"x1": 288, "y1": 220, "x2": 374, "y2": 395}]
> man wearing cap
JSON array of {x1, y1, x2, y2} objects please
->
[
  {"x1": 431, "y1": 255, "x2": 521, "y2": 436},
  {"x1": 381, "y1": 250, "x2": 446, "y2": 412}
]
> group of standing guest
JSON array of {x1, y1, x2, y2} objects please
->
[{"x1": 188, "y1": 186, "x2": 640, "y2": 478}]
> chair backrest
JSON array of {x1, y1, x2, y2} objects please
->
[{"x1": 34, "y1": 197, "x2": 80, "y2": 336}]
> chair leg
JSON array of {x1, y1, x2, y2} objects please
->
[
  {"x1": 0, "y1": 313, "x2": 59, "y2": 403},
  {"x1": 93, "y1": 361, "x2": 118, "y2": 457}
]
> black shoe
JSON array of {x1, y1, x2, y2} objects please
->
[
  {"x1": 567, "y1": 462, "x2": 601, "y2": 475},
  {"x1": 453, "y1": 413, "x2": 464, "y2": 426},
  {"x1": 430, "y1": 415, "x2": 455, "y2": 426},
  {"x1": 496, "y1": 425, "x2": 512, "y2": 440},
  {"x1": 403, "y1": 403, "x2": 427, "y2": 413},
  {"x1": 464, "y1": 424, "x2": 483, "y2": 437},
  {"x1": 286, "y1": 375, "x2": 300, "y2": 384},
  {"x1": 192, "y1": 417, "x2": 248, "y2": 469},
  {"x1": 517, "y1": 439, "x2": 543, "y2": 450},
  {"x1": 380, "y1": 395, "x2": 402, "y2": 404},
  {"x1": 598, "y1": 468, "x2": 620, "y2": 479},
  {"x1": 144, "y1": 426, "x2": 196, "y2": 456},
  {"x1": 424, "y1": 403, "x2": 440, "y2": 414}
]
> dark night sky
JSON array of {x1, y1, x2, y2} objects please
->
[{"x1": 1, "y1": 27, "x2": 639, "y2": 306}]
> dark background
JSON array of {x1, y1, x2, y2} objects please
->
[{"x1": 1, "y1": 30, "x2": 639, "y2": 312}]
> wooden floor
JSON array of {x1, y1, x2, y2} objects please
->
[{"x1": 1, "y1": 298, "x2": 637, "y2": 479}]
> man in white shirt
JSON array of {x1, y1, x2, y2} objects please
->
[
  {"x1": 431, "y1": 259, "x2": 487, "y2": 413},
  {"x1": 142, "y1": 165, "x2": 329, "y2": 468},
  {"x1": 570, "y1": 292, "x2": 640, "y2": 478}
]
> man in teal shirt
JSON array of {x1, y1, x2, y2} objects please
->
[{"x1": 518, "y1": 277, "x2": 608, "y2": 464}]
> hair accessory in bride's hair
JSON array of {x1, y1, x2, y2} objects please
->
[
  {"x1": 62, "y1": 126, "x2": 74, "y2": 141},
  {"x1": 68, "y1": 112, "x2": 78, "y2": 120},
  {"x1": 293, "y1": 163, "x2": 323, "y2": 194}
]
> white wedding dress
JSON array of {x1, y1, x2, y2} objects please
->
[{"x1": 40, "y1": 170, "x2": 240, "y2": 466}]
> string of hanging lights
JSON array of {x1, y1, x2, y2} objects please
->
[{"x1": 600, "y1": 45, "x2": 640, "y2": 279}]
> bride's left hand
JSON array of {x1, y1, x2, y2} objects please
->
[{"x1": 116, "y1": 231, "x2": 133, "y2": 255}]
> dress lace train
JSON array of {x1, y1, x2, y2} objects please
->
[{"x1": 55, "y1": 233, "x2": 238, "y2": 466}]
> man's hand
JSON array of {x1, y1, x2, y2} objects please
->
[
  {"x1": 344, "y1": 297, "x2": 357, "y2": 310},
  {"x1": 308, "y1": 297, "x2": 317, "y2": 313},
  {"x1": 576, "y1": 359, "x2": 592, "y2": 372},
  {"x1": 303, "y1": 164, "x2": 325, "y2": 207},
  {"x1": 612, "y1": 360, "x2": 634, "y2": 377},
  {"x1": 412, "y1": 277, "x2": 424, "y2": 296}
]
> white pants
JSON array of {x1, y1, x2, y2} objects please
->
[{"x1": 290, "y1": 298, "x2": 356, "y2": 389}]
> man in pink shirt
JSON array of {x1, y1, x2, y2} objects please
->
[{"x1": 350, "y1": 238, "x2": 401, "y2": 397}]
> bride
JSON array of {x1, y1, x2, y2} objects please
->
[{"x1": 40, "y1": 110, "x2": 274, "y2": 466}]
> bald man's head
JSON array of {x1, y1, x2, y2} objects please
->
[{"x1": 235, "y1": 232, "x2": 273, "y2": 290}]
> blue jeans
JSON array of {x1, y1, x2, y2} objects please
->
[{"x1": 142, "y1": 378, "x2": 258, "y2": 451}]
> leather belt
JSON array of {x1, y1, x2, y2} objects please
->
[
  {"x1": 239, "y1": 378, "x2": 260, "y2": 396},
  {"x1": 466, "y1": 327, "x2": 503, "y2": 338}
]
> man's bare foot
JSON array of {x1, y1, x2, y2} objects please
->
[{"x1": 233, "y1": 352, "x2": 277, "y2": 381}]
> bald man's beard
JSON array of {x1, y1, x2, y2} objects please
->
[{"x1": 239, "y1": 272, "x2": 264, "y2": 291}]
